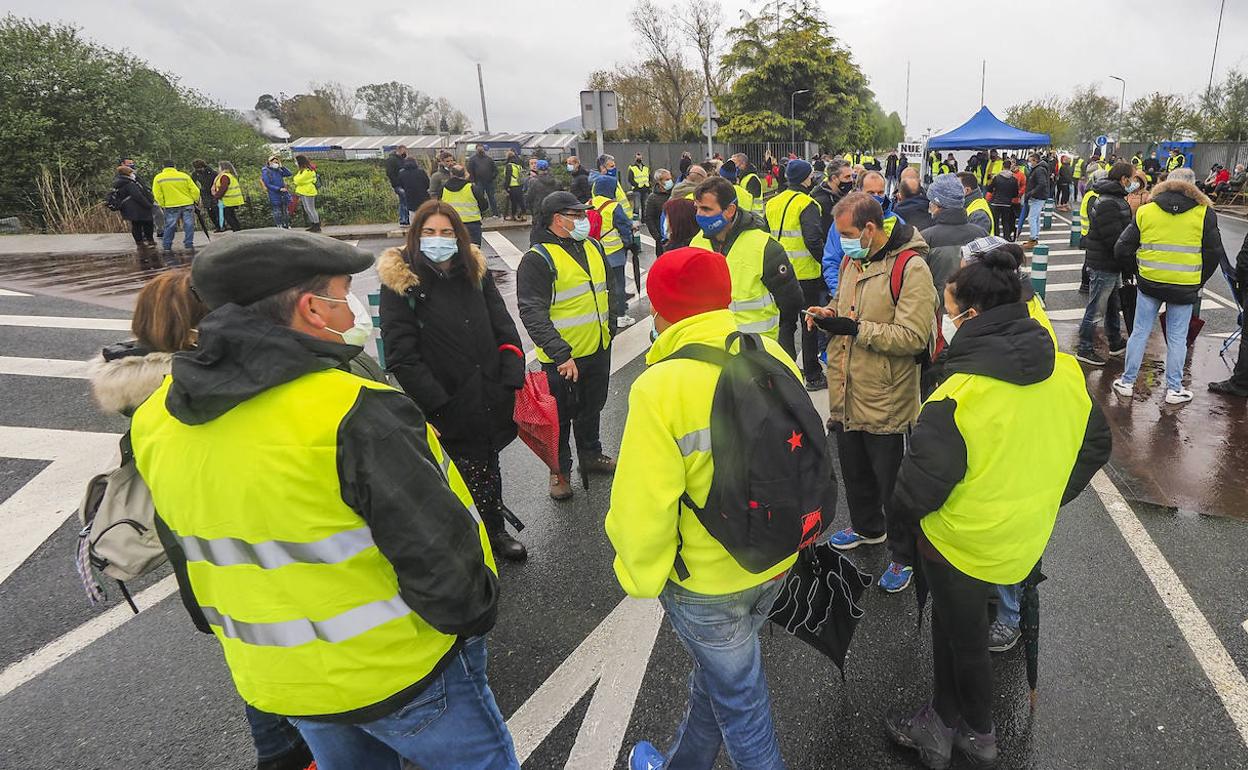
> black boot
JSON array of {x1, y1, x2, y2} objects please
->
[
  {"x1": 256, "y1": 742, "x2": 313, "y2": 770},
  {"x1": 490, "y1": 530, "x2": 528, "y2": 561}
]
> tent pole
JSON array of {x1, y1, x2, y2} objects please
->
[{"x1": 980, "y1": 60, "x2": 986, "y2": 107}]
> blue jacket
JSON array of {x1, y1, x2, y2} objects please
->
[
  {"x1": 822, "y1": 209, "x2": 906, "y2": 296},
  {"x1": 261, "y1": 165, "x2": 293, "y2": 203}
]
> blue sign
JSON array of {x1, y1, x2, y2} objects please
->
[{"x1": 1095, "y1": 135, "x2": 1109, "y2": 147}]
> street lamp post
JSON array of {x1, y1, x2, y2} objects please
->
[
  {"x1": 790, "y1": 89, "x2": 810, "y2": 148},
  {"x1": 1109, "y1": 75, "x2": 1125, "y2": 152}
]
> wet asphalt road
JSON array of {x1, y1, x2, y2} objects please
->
[{"x1": 1, "y1": 222, "x2": 1246, "y2": 769}]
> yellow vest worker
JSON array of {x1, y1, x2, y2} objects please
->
[
  {"x1": 442, "y1": 180, "x2": 481, "y2": 222},
  {"x1": 526, "y1": 238, "x2": 612, "y2": 364},
  {"x1": 152, "y1": 166, "x2": 199, "y2": 208},
  {"x1": 591, "y1": 194, "x2": 624, "y2": 256},
  {"x1": 1078, "y1": 187, "x2": 1100, "y2": 237},
  {"x1": 1073, "y1": 158, "x2": 1085, "y2": 180},
  {"x1": 691, "y1": 226, "x2": 781, "y2": 337},
  {"x1": 214, "y1": 171, "x2": 245, "y2": 207},
  {"x1": 765, "y1": 188, "x2": 822, "y2": 279},
  {"x1": 1166, "y1": 153, "x2": 1184, "y2": 171},
  {"x1": 733, "y1": 183, "x2": 755, "y2": 215},
  {"x1": 629, "y1": 163, "x2": 650, "y2": 191},
  {"x1": 738, "y1": 170, "x2": 765, "y2": 213},
  {"x1": 506, "y1": 162, "x2": 523, "y2": 187},
  {"x1": 291, "y1": 168, "x2": 318, "y2": 197},
  {"x1": 1133, "y1": 200, "x2": 1206, "y2": 287},
  {"x1": 965, "y1": 195, "x2": 994, "y2": 235}
]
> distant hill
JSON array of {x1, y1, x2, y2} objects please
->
[{"x1": 545, "y1": 115, "x2": 583, "y2": 134}]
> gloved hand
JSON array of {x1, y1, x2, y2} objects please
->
[{"x1": 813, "y1": 315, "x2": 859, "y2": 336}]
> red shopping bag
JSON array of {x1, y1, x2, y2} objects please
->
[{"x1": 514, "y1": 370, "x2": 561, "y2": 472}]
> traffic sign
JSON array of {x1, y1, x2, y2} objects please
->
[{"x1": 1095, "y1": 135, "x2": 1108, "y2": 148}]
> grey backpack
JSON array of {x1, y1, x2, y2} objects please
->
[{"x1": 74, "y1": 433, "x2": 165, "y2": 612}]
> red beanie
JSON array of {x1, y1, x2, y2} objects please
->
[{"x1": 646, "y1": 246, "x2": 732, "y2": 324}]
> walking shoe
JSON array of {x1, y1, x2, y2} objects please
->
[
  {"x1": 828, "y1": 527, "x2": 886, "y2": 551},
  {"x1": 628, "y1": 741, "x2": 665, "y2": 770},
  {"x1": 1111, "y1": 378, "x2": 1134, "y2": 398},
  {"x1": 579, "y1": 454, "x2": 618, "y2": 475},
  {"x1": 1075, "y1": 350, "x2": 1107, "y2": 366},
  {"x1": 1023, "y1": 239, "x2": 1037, "y2": 249},
  {"x1": 549, "y1": 472, "x2": 573, "y2": 501},
  {"x1": 885, "y1": 702, "x2": 953, "y2": 769},
  {"x1": 307, "y1": 223, "x2": 321, "y2": 232},
  {"x1": 1108, "y1": 340, "x2": 1127, "y2": 357},
  {"x1": 1209, "y1": 379, "x2": 1248, "y2": 398},
  {"x1": 879, "y1": 562, "x2": 914, "y2": 593},
  {"x1": 804, "y1": 374, "x2": 828, "y2": 391},
  {"x1": 953, "y1": 718, "x2": 999, "y2": 766},
  {"x1": 489, "y1": 530, "x2": 528, "y2": 562},
  {"x1": 1164, "y1": 388, "x2": 1193, "y2": 405},
  {"x1": 616, "y1": 315, "x2": 638, "y2": 328},
  {"x1": 256, "y1": 743, "x2": 314, "y2": 770},
  {"x1": 987, "y1": 621, "x2": 1021, "y2": 653}
]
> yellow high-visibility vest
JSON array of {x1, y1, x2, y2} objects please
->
[
  {"x1": 152, "y1": 167, "x2": 198, "y2": 208},
  {"x1": 531, "y1": 240, "x2": 612, "y2": 363},
  {"x1": 292, "y1": 168, "x2": 318, "y2": 197},
  {"x1": 629, "y1": 164, "x2": 650, "y2": 190},
  {"x1": 442, "y1": 183, "x2": 481, "y2": 223},
  {"x1": 591, "y1": 195, "x2": 623, "y2": 255},
  {"x1": 507, "y1": 162, "x2": 523, "y2": 187},
  {"x1": 764, "y1": 188, "x2": 821, "y2": 280},
  {"x1": 691, "y1": 227, "x2": 780, "y2": 337},
  {"x1": 215, "y1": 172, "x2": 245, "y2": 207},
  {"x1": 966, "y1": 196, "x2": 994, "y2": 235},
  {"x1": 1135, "y1": 202, "x2": 1205, "y2": 286}
]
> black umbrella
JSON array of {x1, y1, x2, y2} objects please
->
[
  {"x1": 768, "y1": 543, "x2": 872, "y2": 677},
  {"x1": 632, "y1": 245, "x2": 643, "y2": 298},
  {"x1": 193, "y1": 207, "x2": 212, "y2": 242},
  {"x1": 1019, "y1": 560, "x2": 1047, "y2": 710}
]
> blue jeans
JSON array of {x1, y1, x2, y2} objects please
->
[
  {"x1": 658, "y1": 579, "x2": 787, "y2": 770},
  {"x1": 482, "y1": 185, "x2": 498, "y2": 217},
  {"x1": 161, "y1": 206, "x2": 195, "y2": 249},
  {"x1": 995, "y1": 584, "x2": 1020, "y2": 629},
  {"x1": 289, "y1": 637, "x2": 518, "y2": 770},
  {"x1": 1121, "y1": 291, "x2": 1193, "y2": 392},
  {"x1": 395, "y1": 186, "x2": 409, "y2": 225},
  {"x1": 1077, "y1": 269, "x2": 1124, "y2": 353},
  {"x1": 245, "y1": 704, "x2": 306, "y2": 762},
  {"x1": 1026, "y1": 198, "x2": 1045, "y2": 240},
  {"x1": 269, "y1": 197, "x2": 290, "y2": 228}
]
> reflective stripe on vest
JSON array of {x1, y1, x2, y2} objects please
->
[
  {"x1": 535, "y1": 240, "x2": 611, "y2": 363},
  {"x1": 1135, "y1": 202, "x2": 1205, "y2": 286},
  {"x1": 199, "y1": 594, "x2": 411, "y2": 648},
  {"x1": 442, "y1": 183, "x2": 481, "y2": 222},
  {"x1": 507, "y1": 163, "x2": 523, "y2": 187},
  {"x1": 764, "y1": 189, "x2": 821, "y2": 280},
  {"x1": 966, "y1": 197, "x2": 994, "y2": 235},
  {"x1": 592, "y1": 195, "x2": 623, "y2": 253},
  {"x1": 1079, "y1": 190, "x2": 1099, "y2": 236},
  {"x1": 676, "y1": 427, "x2": 712, "y2": 456},
  {"x1": 630, "y1": 165, "x2": 650, "y2": 188},
  {"x1": 216, "y1": 172, "x2": 245, "y2": 206},
  {"x1": 690, "y1": 227, "x2": 780, "y2": 339}
]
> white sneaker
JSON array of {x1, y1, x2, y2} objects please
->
[
  {"x1": 1111, "y1": 378, "x2": 1134, "y2": 398},
  {"x1": 616, "y1": 315, "x2": 637, "y2": 328},
  {"x1": 1165, "y1": 388, "x2": 1193, "y2": 405}
]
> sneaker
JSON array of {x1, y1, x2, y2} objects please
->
[
  {"x1": 1111, "y1": 378, "x2": 1134, "y2": 398},
  {"x1": 828, "y1": 527, "x2": 886, "y2": 551},
  {"x1": 987, "y1": 621, "x2": 1021, "y2": 653},
  {"x1": 804, "y1": 374, "x2": 828, "y2": 391},
  {"x1": 628, "y1": 741, "x2": 664, "y2": 770},
  {"x1": 1209, "y1": 379, "x2": 1248, "y2": 398},
  {"x1": 1075, "y1": 350, "x2": 1107, "y2": 366},
  {"x1": 879, "y1": 562, "x2": 914, "y2": 593},
  {"x1": 1164, "y1": 388, "x2": 1193, "y2": 405},
  {"x1": 885, "y1": 702, "x2": 953, "y2": 770},
  {"x1": 954, "y1": 718, "x2": 999, "y2": 766},
  {"x1": 616, "y1": 315, "x2": 637, "y2": 328},
  {"x1": 1108, "y1": 341, "x2": 1127, "y2": 357}
]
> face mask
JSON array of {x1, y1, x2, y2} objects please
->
[
  {"x1": 563, "y1": 215, "x2": 590, "y2": 241},
  {"x1": 317, "y1": 293, "x2": 374, "y2": 347},
  {"x1": 606, "y1": 167, "x2": 618, "y2": 177},
  {"x1": 268, "y1": 162, "x2": 279, "y2": 169},
  {"x1": 942, "y1": 308, "x2": 971, "y2": 343},
  {"x1": 420, "y1": 236, "x2": 458, "y2": 263},
  {"x1": 838, "y1": 180, "x2": 854, "y2": 194},
  {"x1": 871, "y1": 193, "x2": 890, "y2": 213},
  {"x1": 1125, "y1": 180, "x2": 1140, "y2": 193},
  {"x1": 650, "y1": 327, "x2": 660, "y2": 343},
  {"x1": 696, "y1": 211, "x2": 730, "y2": 237},
  {"x1": 663, "y1": 179, "x2": 674, "y2": 191},
  {"x1": 840, "y1": 229, "x2": 871, "y2": 261},
  {"x1": 567, "y1": 164, "x2": 576, "y2": 173}
]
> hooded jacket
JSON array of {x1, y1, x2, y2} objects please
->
[
  {"x1": 1084, "y1": 179, "x2": 1133, "y2": 273},
  {"x1": 377, "y1": 244, "x2": 524, "y2": 455},
  {"x1": 1114, "y1": 178, "x2": 1227, "y2": 304},
  {"x1": 523, "y1": 171, "x2": 564, "y2": 224},
  {"x1": 892, "y1": 190, "x2": 934, "y2": 231},
  {"x1": 111, "y1": 174, "x2": 156, "y2": 222},
  {"x1": 1026, "y1": 160, "x2": 1051, "y2": 200},
  {"x1": 261, "y1": 164, "x2": 292, "y2": 203},
  {"x1": 398, "y1": 159, "x2": 430, "y2": 211},
  {"x1": 825, "y1": 222, "x2": 938, "y2": 434},
  {"x1": 985, "y1": 170, "x2": 1019, "y2": 206},
  {"x1": 888, "y1": 302, "x2": 1111, "y2": 582},
  {"x1": 920, "y1": 207, "x2": 987, "y2": 302}
]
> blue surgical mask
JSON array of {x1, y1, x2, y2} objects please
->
[
  {"x1": 696, "y1": 211, "x2": 730, "y2": 237},
  {"x1": 420, "y1": 236, "x2": 458, "y2": 263},
  {"x1": 663, "y1": 179, "x2": 674, "y2": 191},
  {"x1": 1125, "y1": 180, "x2": 1140, "y2": 193},
  {"x1": 871, "y1": 193, "x2": 891, "y2": 213},
  {"x1": 840, "y1": 232, "x2": 870, "y2": 261},
  {"x1": 569, "y1": 216, "x2": 591, "y2": 241},
  {"x1": 606, "y1": 167, "x2": 618, "y2": 177}
]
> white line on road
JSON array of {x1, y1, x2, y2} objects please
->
[
  {"x1": 0, "y1": 575, "x2": 177, "y2": 699},
  {"x1": 1091, "y1": 471, "x2": 1248, "y2": 747},
  {"x1": 483, "y1": 231, "x2": 524, "y2": 271},
  {"x1": 0, "y1": 288, "x2": 32, "y2": 297},
  {"x1": 0, "y1": 315, "x2": 130, "y2": 331},
  {"x1": 0, "y1": 356, "x2": 90, "y2": 379}
]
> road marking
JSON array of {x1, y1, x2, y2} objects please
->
[
  {"x1": 639, "y1": 234, "x2": 656, "y2": 248},
  {"x1": 1091, "y1": 471, "x2": 1248, "y2": 747},
  {"x1": 507, "y1": 598, "x2": 664, "y2": 768},
  {"x1": 0, "y1": 288, "x2": 32, "y2": 297},
  {"x1": 0, "y1": 575, "x2": 177, "y2": 699},
  {"x1": 0, "y1": 315, "x2": 130, "y2": 331},
  {"x1": 0, "y1": 426, "x2": 121, "y2": 586},
  {"x1": 483, "y1": 231, "x2": 525, "y2": 271},
  {"x1": 0, "y1": 356, "x2": 90, "y2": 379}
]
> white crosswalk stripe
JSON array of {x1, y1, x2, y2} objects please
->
[
  {"x1": 0, "y1": 315, "x2": 130, "y2": 330},
  {"x1": 0, "y1": 288, "x2": 32, "y2": 297},
  {"x1": 0, "y1": 356, "x2": 90, "y2": 378}
]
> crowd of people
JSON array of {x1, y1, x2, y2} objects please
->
[{"x1": 89, "y1": 133, "x2": 1248, "y2": 770}]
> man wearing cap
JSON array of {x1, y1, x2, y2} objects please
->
[
  {"x1": 628, "y1": 152, "x2": 651, "y2": 218},
  {"x1": 524, "y1": 159, "x2": 563, "y2": 243},
  {"x1": 517, "y1": 191, "x2": 617, "y2": 500},
  {"x1": 767, "y1": 158, "x2": 830, "y2": 390},
  {"x1": 128, "y1": 229, "x2": 516, "y2": 768},
  {"x1": 607, "y1": 246, "x2": 799, "y2": 770},
  {"x1": 691, "y1": 176, "x2": 804, "y2": 359}
]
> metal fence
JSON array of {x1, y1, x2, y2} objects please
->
[
  {"x1": 574, "y1": 141, "x2": 821, "y2": 177},
  {"x1": 1115, "y1": 142, "x2": 1248, "y2": 173}
]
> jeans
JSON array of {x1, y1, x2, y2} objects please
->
[
  {"x1": 244, "y1": 704, "x2": 306, "y2": 763},
  {"x1": 290, "y1": 637, "x2": 518, "y2": 770},
  {"x1": 161, "y1": 206, "x2": 195, "y2": 249},
  {"x1": 269, "y1": 197, "x2": 290, "y2": 228},
  {"x1": 1121, "y1": 291, "x2": 1193, "y2": 392},
  {"x1": 395, "y1": 186, "x2": 409, "y2": 225},
  {"x1": 925, "y1": 554, "x2": 994, "y2": 735},
  {"x1": 1026, "y1": 198, "x2": 1045, "y2": 240},
  {"x1": 994, "y1": 584, "x2": 1020, "y2": 629},
  {"x1": 658, "y1": 579, "x2": 787, "y2": 770},
  {"x1": 1015, "y1": 200, "x2": 1028, "y2": 235},
  {"x1": 1077, "y1": 269, "x2": 1124, "y2": 353},
  {"x1": 609, "y1": 262, "x2": 628, "y2": 318},
  {"x1": 466, "y1": 220, "x2": 483, "y2": 246},
  {"x1": 301, "y1": 195, "x2": 320, "y2": 225},
  {"x1": 483, "y1": 185, "x2": 498, "y2": 217}
]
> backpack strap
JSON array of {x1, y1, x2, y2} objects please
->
[{"x1": 889, "y1": 248, "x2": 920, "y2": 305}]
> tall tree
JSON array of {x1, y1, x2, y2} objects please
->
[
  {"x1": 355, "y1": 81, "x2": 432, "y2": 134},
  {"x1": 1194, "y1": 69, "x2": 1248, "y2": 141},
  {"x1": 1123, "y1": 92, "x2": 1195, "y2": 143},
  {"x1": 1004, "y1": 97, "x2": 1071, "y2": 146},
  {"x1": 311, "y1": 81, "x2": 358, "y2": 134},
  {"x1": 427, "y1": 97, "x2": 471, "y2": 134},
  {"x1": 630, "y1": 0, "x2": 698, "y2": 141},
  {"x1": 281, "y1": 93, "x2": 340, "y2": 137},
  {"x1": 676, "y1": 0, "x2": 726, "y2": 99},
  {"x1": 1064, "y1": 84, "x2": 1120, "y2": 143}
]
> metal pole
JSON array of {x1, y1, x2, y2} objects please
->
[
  {"x1": 1209, "y1": 0, "x2": 1227, "y2": 93},
  {"x1": 790, "y1": 89, "x2": 809, "y2": 150},
  {"x1": 980, "y1": 60, "x2": 986, "y2": 107},
  {"x1": 705, "y1": 92, "x2": 713, "y2": 160},
  {"x1": 904, "y1": 60, "x2": 911, "y2": 133},
  {"x1": 595, "y1": 90, "x2": 605, "y2": 161},
  {"x1": 1110, "y1": 75, "x2": 1125, "y2": 147},
  {"x1": 476, "y1": 62, "x2": 490, "y2": 133}
]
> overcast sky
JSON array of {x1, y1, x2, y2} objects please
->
[{"x1": 11, "y1": 0, "x2": 1246, "y2": 138}]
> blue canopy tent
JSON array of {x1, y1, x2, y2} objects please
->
[{"x1": 922, "y1": 107, "x2": 1051, "y2": 177}]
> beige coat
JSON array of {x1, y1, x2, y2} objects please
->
[{"x1": 826, "y1": 223, "x2": 937, "y2": 434}]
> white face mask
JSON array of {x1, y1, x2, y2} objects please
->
[
  {"x1": 315, "y1": 292, "x2": 374, "y2": 347},
  {"x1": 942, "y1": 308, "x2": 971, "y2": 344}
]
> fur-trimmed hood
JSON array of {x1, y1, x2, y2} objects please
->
[
  {"x1": 1150, "y1": 178, "x2": 1213, "y2": 210},
  {"x1": 376, "y1": 244, "x2": 487, "y2": 295},
  {"x1": 88, "y1": 350, "x2": 173, "y2": 415}
]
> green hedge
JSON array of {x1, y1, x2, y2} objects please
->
[{"x1": 226, "y1": 160, "x2": 395, "y2": 228}]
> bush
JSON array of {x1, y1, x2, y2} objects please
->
[{"x1": 199, "y1": 160, "x2": 395, "y2": 229}]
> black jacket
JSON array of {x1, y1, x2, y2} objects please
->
[
  {"x1": 1026, "y1": 161, "x2": 1051, "y2": 200},
  {"x1": 399, "y1": 161, "x2": 431, "y2": 212},
  {"x1": 797, "y1": 190, "x2": 827, "y2": 261},
  {"x1": 888, "y1": 301, "x2": 1111, "y2": 540},
  {"x1": 885, "y1": 154, "x2": 899, "y2": 178},
  {"x1": 517, "y1": 228, "x2": 612, "y2": 365},
  {"x1": 740, "y1": 165, "x2": 763, "y2": 201},
  {"x1": 385, "y1": 151, "x2": 406, "y2": 188},
  {"x1": 1084, "y1": 179, "x2": 1133, "y2": 273},
  {"x1": 920, "y1": 208, "x2": 987, "y2": 301},
  {"x1": 111, "y1": 174, "x2": 155, "y2": 222},
  {"x1": 378, "y1": 245, "x2": 523, "y2": 455},
  {"x1": 706, "y1": 209, "x2": 804, "y2": 327},
  {"x1": 1235, "y1": 231, "x2": 1248, "y2": 297},
  {"x1": 1114, "y1": 179, "x2": 1228, "y2": 305},
  {"x1": 811, "y1": 181, "x2": 846, "y2": 238},
  {"x1": 191, "y1": 166, "x2": 217, "y2": 200},
  {"x1": 524, "y1": 171, "x2": 564, "y2": 225},
  {"x1": 156, "y1": 304, "x2": 499, "y2": 722},
  {"x1": 985, "y1": 171, "x2": 1019, "y2": 204},
  {"x1": 644, "y1": 187, "x2": 671, "y2": 245},
  {"x1": 467, "y1": 152, "x2": 497, "y2": 184},
  {"x1": 893, "y1": 192, "x2": 934, "y2": 231},
  {"x1": 442, "y1": 176, "x2": 489, "y2": 215}
]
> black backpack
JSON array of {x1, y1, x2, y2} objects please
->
[
  {"x1": 105, "y1": 187, "x2": 129, "y2": 212},
  {"x1": 662, "y1": 332, "x2": 835, "y2": 578}
]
